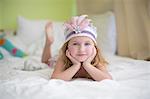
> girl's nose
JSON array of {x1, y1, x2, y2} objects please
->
[{"x1": 79, "y1": 45, "x2": 85, "y2": 52}]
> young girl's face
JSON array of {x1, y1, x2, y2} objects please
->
[{"x1": 68, "y1": 36, "x2": 95, "y2": 62}]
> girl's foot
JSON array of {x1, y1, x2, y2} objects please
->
[{"x1": 45, "y1": 22, "x2": 54, "y2": 44}]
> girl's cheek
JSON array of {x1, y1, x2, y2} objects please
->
[
  {"x1": 68, "y1": 46, "x2": 76, "y2": 54},
  {"x1": 68, "y1": 46, "x2": 73, "y2": 52},
  {"x1": 86, "y1": 46, "x2": 94, "y2": 54}
]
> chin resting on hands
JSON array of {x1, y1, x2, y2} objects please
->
[
  {"x1": 66, "y1": 50, "x2": 81, "y2": 66},
  {"x1": 83, "y1": 47, "x2": 96, "y2": 66}
]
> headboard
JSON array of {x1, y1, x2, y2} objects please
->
[{"x1": 76, "y1": 0, "x2": 113, "y2": 15}]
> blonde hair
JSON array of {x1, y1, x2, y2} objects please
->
[{"x1": 59, "y1": 40, "x2": 108, "y2": 69}]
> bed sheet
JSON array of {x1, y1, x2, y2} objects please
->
[
  {"x1": 0, "y1": 34, "x2": 150, "y2": 99},
  {"x1": 0, "y1": 54, "x2": 150, "y2": 99}
]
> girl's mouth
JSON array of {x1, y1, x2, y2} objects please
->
[{"x1": 77, "y1": 54, "x2": 86, "y2": 56}]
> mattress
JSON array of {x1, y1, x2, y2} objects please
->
[{"x1": 0, "y1": 54, "x2": 149, "y2": 99}]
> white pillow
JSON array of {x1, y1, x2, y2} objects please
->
[
  {"x1": 22, "y1": 21, "x2": 65, "y2": 58},
  {"x1": 89, "y1": 11, "x2": 117, "y2": 55},
  {"x1": 17, "y1": 16, "x2": 48, "y2": 46},
  {"x1": 16, "y1": 16, "x2": 65, "y2": 57}
]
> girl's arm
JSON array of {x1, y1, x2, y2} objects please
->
[
  {"x1": 82, "y1": 47, "x2": 112, "y2": 81},
  {"x1": 82, "y1": 63, "x2": 112, "y2": 81},
  {"x1": 51, "y1": 57, "x2": 81, "y2": 81}
]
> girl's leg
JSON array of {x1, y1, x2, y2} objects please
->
[{"x1": 41, "y1": 22, "x2": 54, "y2": 64}]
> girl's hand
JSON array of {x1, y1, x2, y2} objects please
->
[
  {"x1": 45, "y1": 21, "x2": 54, "y2": 44},
  {"x1": 66, "y1": 50, "x2": 81, "y2": 66},
  {"x1": 83, "y1": 47, "x2": 96, "y2": 66}
]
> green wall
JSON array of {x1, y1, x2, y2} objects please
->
[
  {"x1": 0, "y1": 0, "x2": 77, "y2": 29},
  {"x1": 0, "y1": 0, "x2": 2, "y2": 29}
]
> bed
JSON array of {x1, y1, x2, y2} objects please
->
[{"x1": 0, "y1": 11, "x2": 150, "y2": 99}]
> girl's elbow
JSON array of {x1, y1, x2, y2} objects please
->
[
  {"x1": 50, "y1": 74, "x2": 59, "y2": 80},
  {"x1": 50, "y1": 75, "x2": 71, "y2": 81},
  {"x1": 95, "y1": 76, "x2": 113, "y2": 81},
  {"x1": 104, "y1": 75, "x2": 113, "y2": 80},
  {"x1": 108, "y1": 75, "x2": 113, "y2": 80}
]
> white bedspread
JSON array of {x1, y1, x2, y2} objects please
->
[{"x1": 0, "y1": 55, "x2": 150, "y2": 99}]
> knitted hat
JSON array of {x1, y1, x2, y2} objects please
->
[{"x1": 64, "y1": 15, "x2": 97, "y2": 44}]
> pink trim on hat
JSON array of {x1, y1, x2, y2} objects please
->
[{"x1": 64, "y1": 15, "x2": 97, "y2": 43}]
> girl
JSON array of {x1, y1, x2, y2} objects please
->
[{"x1": 42, "y1": 15, "x2": 112, "y2": 81}]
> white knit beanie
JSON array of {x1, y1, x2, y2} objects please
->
[{"x1": 64, "y1": 15, "x2": 97, "y2": 44}]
